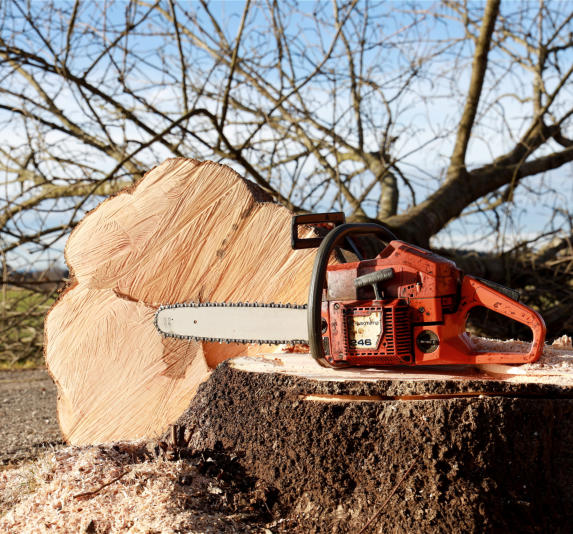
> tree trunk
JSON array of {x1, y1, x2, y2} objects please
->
[
  {"x1": 44, "y1": 159, "x2": 319, "y2": 445},
  {"x1": 174, "y1": 349, "x2": 573, "y2": 533}
]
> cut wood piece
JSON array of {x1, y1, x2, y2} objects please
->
[
  {"x1": 174, "y1": 353, "x2": 573, "y2": 533},
  {"x1": 45, "y1": 285, "x2": 210, "y2": 442},
  {"x1": 64, "y1": 160, "x2": 317, "y2": 306},
  {"x1": 45, "y1": 159, "x2": 320, "y2": 445}
]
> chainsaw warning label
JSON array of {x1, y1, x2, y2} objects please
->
[{"x1": 347, "y1": 311, "x2": 383, "y2": 349}]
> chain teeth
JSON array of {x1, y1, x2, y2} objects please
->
[{"x1": 154, "y1": 301, "x2": 307, "y2": 344}]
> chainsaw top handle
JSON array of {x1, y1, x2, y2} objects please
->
[{"x1": 307, "y1": 222, "x2": 398, "y2": 367}]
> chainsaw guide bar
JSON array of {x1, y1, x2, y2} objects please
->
[{"x1": 154, "y1": 302, "x2": 308, "y2": 345}]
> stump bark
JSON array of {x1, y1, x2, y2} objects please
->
[
  {"x1": 175, "y1": 353, "x2": 573, "y2": 534},
  {"x1": 44, "y1": 159, "x2": 319, "y2": 445}
]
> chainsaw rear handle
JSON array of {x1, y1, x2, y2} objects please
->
[
  {"x1": 458, "y1": 275, "x2": 546, "y2": 364},
  {"x1": 307, "y1": 222, "x2": 398, "y2": 367}
]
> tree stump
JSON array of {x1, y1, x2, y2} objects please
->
[
  {"x1": 44, "y1": 159, "x2": 319, "y2": 445},
  {"x1": 175, "y1": 347, "x2": 573, "y2": 533},
  {"x1": 44, "y1": 157, "x2": 573, "y2": 532}
]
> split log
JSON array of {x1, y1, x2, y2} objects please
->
[
  {"x1": 45, "y1": 159, "x2": 320, "y2": 445},
  {"x1": 174, "y1": 343, "x2": 573, "y2": 534}
]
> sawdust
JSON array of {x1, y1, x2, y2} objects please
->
[
  {"x1": 527, "y1": 334, "x2": 573, "y2": 367},
  {"x1": 473, "y1": 335, "x2": 573, "y2": 383},
  {"x1": 0, "y1": 442, "x2": 274, "y2": 533}
]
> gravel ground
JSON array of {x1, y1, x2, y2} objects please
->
[{"x1": 0, "y1": 368, "x2": 64, "y2": 465}]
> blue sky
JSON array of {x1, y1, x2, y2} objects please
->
[{"x1": 2, "y1": 0, "x2": 572, "y2": 270}]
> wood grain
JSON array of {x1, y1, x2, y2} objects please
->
[{"x1": 45, "y1": 159, "x2": 318, "y2": 445}]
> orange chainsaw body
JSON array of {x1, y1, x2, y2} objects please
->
[{"x1": 320, "y1": 240, "x2": 546, "y2": 367}]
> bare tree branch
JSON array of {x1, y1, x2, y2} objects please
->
[{"x1": 448, "y1": 0, "x2": 500, "y2": 179}]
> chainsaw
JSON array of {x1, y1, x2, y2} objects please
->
[{"x1": 155, "y1": 212, "x2": 546, "y2": 367}]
